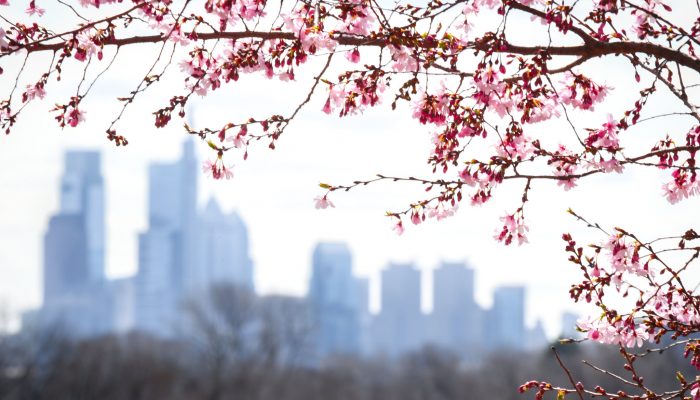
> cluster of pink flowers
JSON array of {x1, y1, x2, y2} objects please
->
[
  {"x1": 459, "y1": 165, "x2": 502, "y2": 206},
  {"x1": 412, "y1": 89, "x2": 449, "y2": 125},
  {"x1": 663, "y1": 168, "x2": 699, "y2": 204},
  {"x1": 656, "y1": 126, "x2": 700, "y2": 203},
  {"x1": 152, "y1": 20, "x2": 191, "y2": 46},
  {"x1": 322, "y1": 73, "x2": 386, "y2": 117},
  {"x1": 549, "y1": 145, "x2": 579, "y2": 190},
  {"x1": 585, "y1": 115, "x2": 620, "y2": 151},
  {"x1": 226, "y1": 125, "x2": 248, "y2": 148},
  {"x1": 66, "y1": 106, "x2": 85, "y2": 128},
  {"x1": 22, "y1": 82, "x2": 46, "y2": 102},
  {"x1": 494, "y1": 210, "x2": 529, "y2": 245},
  {"x1": 426, "y1": 203, "x2": 458, "y2": 221},
  {"x1": 558, "y1": 72, "x2": 609, "y2": 111},
  {"x1": 389, "y1": 46, "x2": 419, "y2": 72},
  {"x1": 336, "y1": 0, "x2": 376, "y2": 36},
  {"x1": 577, "y1": 316, "x2": 649, "y2": 348},
  {"x1": 74, "y1": 29, "x2": 102, "y2": 62},
  {"x1": 51, "y1": 97, "x2": 86, "y2": 128},
  {"x1": 283, "y1": 8, "x2": 338, "y2": 55},
  {"x1": 205, "y1": 0, "x2": 267, "y2": 29},
  {"x1": 651, "y1": 290, "x2": 700, "y2": 326},
  {"x1": 602, "y1": 234, "x2": 649, "y2": 278},
  {"x1": 495, "y1": 132, "x2": 535, "y2": 161},
  {"x1": 202, "y1": 157, "x2": 234, "y2": 180},
  {"x1": 586, "y1": 156, "x2": 623, "y2": 174}
]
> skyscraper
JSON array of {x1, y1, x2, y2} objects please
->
[
  {"x1": 135, "y1": 141, "x2": 198, "y2": 337},
  {"x1": 197, "y1": 198, "x2": 254, "y2": 291},
  {"x1": 40, "y1": 150, "x2": 108, "y2": 336},
  {"x1": 58, "y1": 151, "x2": 105, "y2": 284},
  {"x1": 371, "y1": 263, "x2": 424, "y2": 358},
  {"x1": 308, "y1": 242, "x2": 364, "y2": 359},
  {"x1": 487, "y1": 286, "x2": 526, "y2": 350},
  {"x1": 430, "y1": 261, "x2": 482, "y2": 357},
  {"x1": 135, "y1": 140, "x2": 256, "y2": 337}
]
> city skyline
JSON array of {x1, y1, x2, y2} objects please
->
[
  {"x1": 0, "y1": 123, "x2": 632, "y2": 337},
  {"x1": 0, "y1": 135, "x2": 595, "y2": 338},
  {"x1": 20, "y1": 146, "x2": 554, "y2": 360}
]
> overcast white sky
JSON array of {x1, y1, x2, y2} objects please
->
[{"x1": 1, "y1": 2, "x2": 699, "y2": 337}]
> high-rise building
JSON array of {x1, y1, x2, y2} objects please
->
[
  {"x1": 371, "y1": 263, "x2": 424, "y2": 358},
  {"x1": 135, "y1": 141, "x2": 256, "y2": 337},
  {"x1": 59, "y1": 151, "x2": 105, "y2": 284},
  {"x1": 43, "y1": 215, "x2": 88, "y2": 305},
  {"x1": 135, "y1": 141, "x2": 198, "y2": 337},
  {"x1": 197, "y1": 199, "x2": 254, "y2": 291},
  {"x1": 135, "y1": 228, "x2": 180, "y2": 336},
  {"x1": 487, "y1": 286, "x2": 526, "y2": 350},
  {"x1": 308, "y1": 242, "x2": 364, "y2": 359},
  {"x1": 353, "y1": 276, "x2": 371, "y2": 356},
  {"x1": 430, "y1": 261, "x2": 482, "y2": 358},
  {"x1": 40, "y1": 151, "x2": 108, "y2": 336}
]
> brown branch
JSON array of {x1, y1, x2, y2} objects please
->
[
  {"x1": 15, "y1": 30, "x2": 700, "y2": 74},
  {"x1": 552, "y1": 346, "x2": 584, "y2": 400}
]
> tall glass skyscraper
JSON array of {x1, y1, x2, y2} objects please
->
[
  {"x1": 308, "y1": 242, "x2": 365, "y2": 359},
  {"x1": 135, "y1": 140, "x2": 255, "y2": 337},
  {"x1": 198, "y1": 199, "x2": 254, "y2": 291},
  {"x1": 59, "y1": 151, "x2": 105, "y2": 284},
  {"x1": 431, "y1": 261, "x2": 482, "y2": 358},
  {"x1": 136, "y1": 141, "x2": 198, "y2": 337},
  {"x1": 371, "y1": 263, "x2": 424, "y2": 358},
  {"x1": 488, "y1": 286, "x2": 526, "y2": 350},
  {"x1": 41, "y1": 150, "x2": 107, "y2": 336}
]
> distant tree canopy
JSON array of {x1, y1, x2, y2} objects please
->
[{"x1": 2, "y1": 1, "x2": 700, "y2": 398}]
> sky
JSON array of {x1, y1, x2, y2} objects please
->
[{"x1": 0, "y1": 1, "x2": 699, "y2": 337}]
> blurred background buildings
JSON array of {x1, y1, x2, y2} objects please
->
[{"x1": 21, "y1": 144, "x2": 568, "y2": 364}]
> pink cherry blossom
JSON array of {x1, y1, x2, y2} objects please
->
[
  {"x1": 392, "y1": 220, "x2": 404, "y2": 235},
  {"x1": 427, "y1": 204, "x2": 458, "y2": 221},
  {"x1": 586, "y1": 114, "x2": 620, "y2": 151},
  {"x1": 66, "y1": 107, "x2": 85, "y2": 127},
  {"x1": 410, "y1": 210, "x2": 422, "y2": 225},
  {"x1": 202, "y1": 158, "x2": 234, "y2": 180},
  {"x1": 602, "y1": 234, "x2": 647, "y2": 276},
  {"x1": 495, "y1": 211, "x2": 529, "y2": 246},
  {"x1": 26, "y1": 2, "x2": 45, "y2": 17},
  {"x1": 314, "y1": 195, "x2": 335, "y2": 209},
  {"x1": 663, "y1": 168, "x2": 699, "y2": 204},
  {"x1": 345, "y1": 48, "x2": 361, "y2": 63},
  {"x1": 389, "y1": 46, "x2": 419, "y2": 72},
  {"x1": 23, "y1": 83, "x2": 46, "y2": 101}
]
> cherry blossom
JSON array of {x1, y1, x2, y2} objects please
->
[
  {"x1": 23, "y1": 83, "x2": 45, "y2": 101},
  {"x1": 313, "y1": 195, "x2": 335, "y2": 209},
  {"x1": 495, "y1": 210, "x2": 528, "y2": 246},
  {"x1": 202, "y1": 158, "x2": 234, "y2": 180},
  {"x1": 392, "y1": 219, "x2": 404, "y2": 236},
  {"x1": 25, "y1": 1, "x2": 45, "y2": 17}
]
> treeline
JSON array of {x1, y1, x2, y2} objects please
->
[{"x1": 0, "y1": 284, "x2": 693, "y2": 400}]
